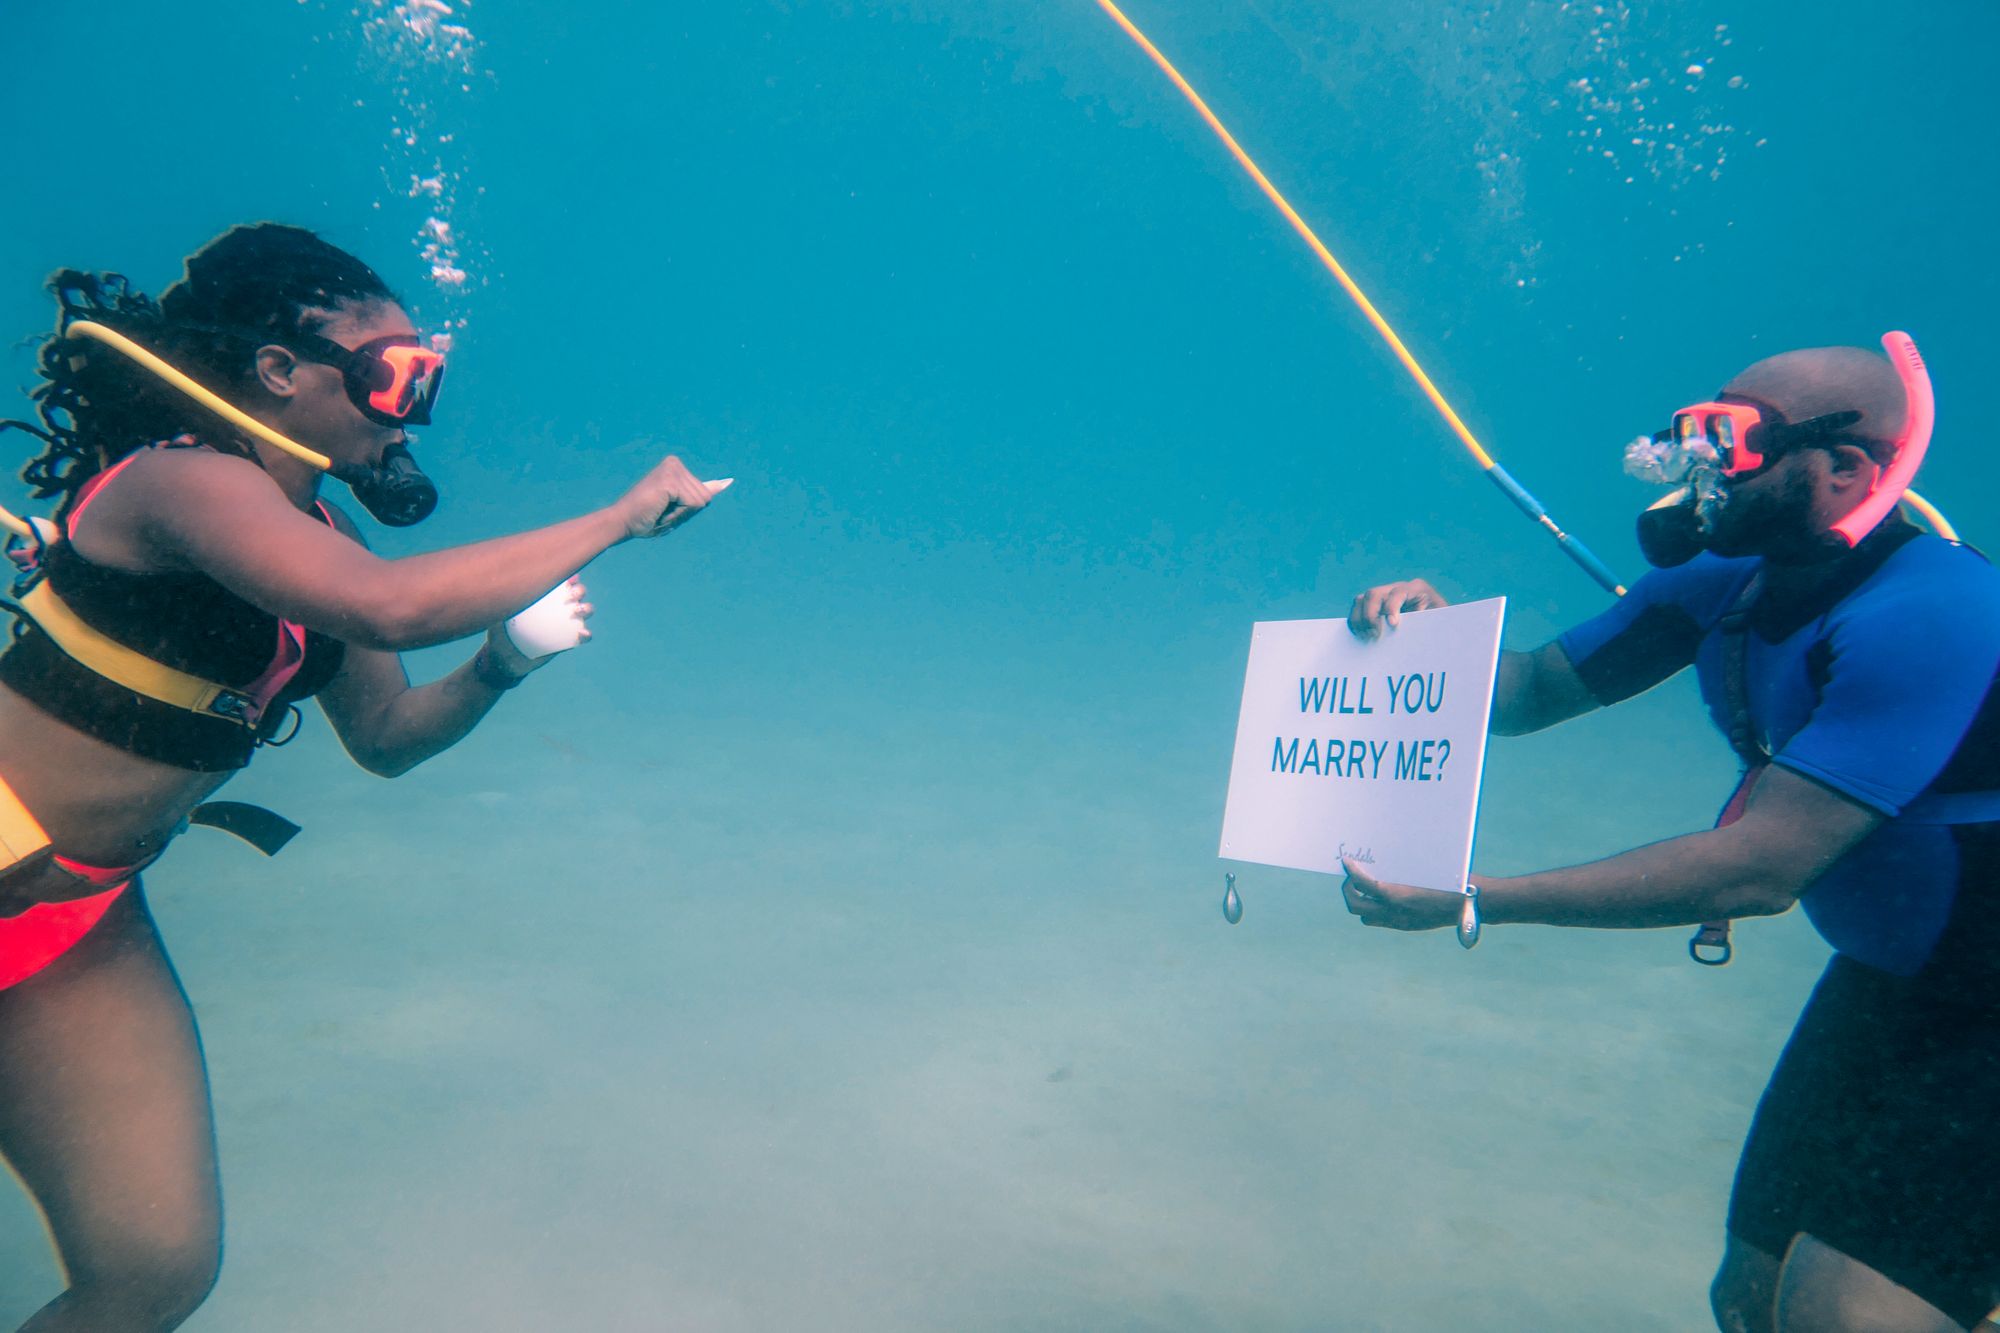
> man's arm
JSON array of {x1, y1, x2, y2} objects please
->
[
  {"x1": 1348, "y1": 578, "x2": 1599, "y2": 736},
  {"x1": 1343, "y1": 765, "x2": 1884, "y2": 930},
  {"x1": 1492, "y1": 642, "x2": 1598, "y2": 736}
]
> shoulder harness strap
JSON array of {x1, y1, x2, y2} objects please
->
[
  {"x1": 1717, "y1": 569, "x2": 1771, "y2": 768},
  {"x1": 1691, "y1": 570, "x2": 1769, "y2": 968},
  {"x1": 1, "y1": 441, "x2": 322, "y2": 732}
]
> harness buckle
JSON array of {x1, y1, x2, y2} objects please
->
[
  {"x1": 207, "y1": 691, "x2": 258, "y2": 724},
  {"x1": 5, "y1": 517, "x2": 55, "y2": 593},
  {"x1": 8, "y1": 561, "x2": 45, "y2": 602}
]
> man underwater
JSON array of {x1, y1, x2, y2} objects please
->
[{"x1": 1343, "y1": 338, "x2": 2000, "y2": 1333}]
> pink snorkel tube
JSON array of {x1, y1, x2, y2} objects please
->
[{"x1": 1829, "y1": 331, "x2": 1934, "y2": 546}]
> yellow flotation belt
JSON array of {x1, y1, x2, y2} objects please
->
[
  {"x1": 10, "y1": 580, "x2": 264, "y2": 726},
  {"x1": 0, "y1": 767, "x2": 298, "y2": 877},
  {"x1": 0, "y1": 771, "x2": 52, "y2": 870}
]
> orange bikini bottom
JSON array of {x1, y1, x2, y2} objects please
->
[{"x1": 0, "y1": 773, "x2": 139, "y2": 991}]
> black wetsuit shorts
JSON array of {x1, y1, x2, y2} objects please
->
[{"x1": 1727, "y1": 948, "x2": 2000, "y2": 1328}]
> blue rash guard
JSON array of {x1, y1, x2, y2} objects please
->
[{"x1": 1556, "y1": 520, "x2": 2000, "y2": 977}]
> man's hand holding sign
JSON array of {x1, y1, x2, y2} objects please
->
[
  {"x1": 1218, "y1": 569, "x2": 1858, "y2": 947},
  {"x1": 1217, "y1": 583, "x2": 1506, "y2": 944},
  {"x1": 1340, "y1": 578, "x2": 1470, "y2": 933},
  {"x1": 1330, "y1": 572, "x2": 1885, "y2": 945}
]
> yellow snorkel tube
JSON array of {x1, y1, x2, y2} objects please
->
[
  {"x1": 62, "y1": 320, "x2": 340, "y2": 472},
  {"x1": 0, "y1": 319, "x2": 340, "y2": 544},
  {"x1": 1, "y1": 318, "x2": 438, "y2": 535}
]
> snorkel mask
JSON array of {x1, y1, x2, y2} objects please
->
[
  {"x1": 276, "y1": 330, "x2": 442, "y2": 525},
  {"x1": 1624, "y1": 332, "x2": 1934, "y2": 567},
  {"x1": 285, "y1": 330, "x2": 446, "y2": 427},
  {"x1": 61, "y1": 319, "x2": 444, "y2": 527}
]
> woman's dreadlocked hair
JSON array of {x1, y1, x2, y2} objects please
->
[{"x1": 3, "y1": 223, "x2": 398, "y2": 520}]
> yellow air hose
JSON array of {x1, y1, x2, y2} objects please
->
[
  {"x1": 1, "y1": 319, "x2": 344, "y2": 544},
  {"x1": 63, "y1": 321, "x2": 337, "y2": 472},
  {"x1": 1902, "y1": 489, "x2": 1959, "y2": 543},
  {"x1": 1089, "y1": 0, "x2": 1965, "y2": 584}
]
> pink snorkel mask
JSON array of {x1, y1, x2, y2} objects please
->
[{"x1": 1627, "y1": 332, "x2": 1935, "y2": 566}]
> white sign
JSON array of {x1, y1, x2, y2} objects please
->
[{"x1": 1218, "y1": 598, "x2": 1506, "y2": 892}]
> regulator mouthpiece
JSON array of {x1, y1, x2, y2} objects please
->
[
  {"x1": 341, "y1": 442, "x2": 438, "y2": 527},
  {"x1": 1634, "y1": 465, "x2": 1730, "y2": 569}
]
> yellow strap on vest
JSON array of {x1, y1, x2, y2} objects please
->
[
  {"x1": 14, "y1": 581, "x2": 254, "y2": 726},
  {"x1": 0, "y1": 772, "x2": 52, "y2": 868}
]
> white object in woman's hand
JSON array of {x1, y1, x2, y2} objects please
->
[{"x1": 505, "y1": 577, "x2": 594, "y2": 660}]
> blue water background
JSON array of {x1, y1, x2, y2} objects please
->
[{"x1": 2, "y1": 2, "x2": 1995, "y2": 1328}]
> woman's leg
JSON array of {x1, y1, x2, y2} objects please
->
[
  {"x1": 1776, "y1": 1236, "x2": 1968, "y2": 1333},
  {"x1": 1712, "y1": 1235, "x2": 1785, "y2": 1333},
  {"x1": 0, "y1": 885, "x2": 222, "y2": 1333}
]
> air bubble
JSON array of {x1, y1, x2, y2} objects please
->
[{"x1": 351, "y1": 0, "x2": 491, "y2": 309}]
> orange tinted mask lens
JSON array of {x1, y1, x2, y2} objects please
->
[
  {"x1": 1670, "y1": 402, "x2": 1767, "y2": 475},
  {"x1": 365, "y1": 343, "x2": 447, "y2": 425}
]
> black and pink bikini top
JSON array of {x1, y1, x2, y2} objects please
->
[{"x1": 0, "y1": 440, "x2": 348, "y2": 771}]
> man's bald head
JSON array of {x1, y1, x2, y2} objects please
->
[{"x1": 1723, "y1": 345, "x2": 1908, "y2": 463}]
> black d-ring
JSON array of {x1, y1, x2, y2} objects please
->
[
  {"x1": 1689, "y1": 937, "x2": 1733, "y2": 967},
  {"x1": 259, "y1": 703, "x2": 304, "y2": 748}
]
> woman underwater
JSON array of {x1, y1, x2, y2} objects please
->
[{"x1": 0, "y1": 223, "x2": 721, "y2": 1331}]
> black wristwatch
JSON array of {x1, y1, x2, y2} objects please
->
[{"x1": 472, "y1": 644, "x2": 527, "y2": 691}]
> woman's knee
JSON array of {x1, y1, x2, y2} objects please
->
[{"x1": 61, "y1": 1224, "x2": 223, "y2": 1329}]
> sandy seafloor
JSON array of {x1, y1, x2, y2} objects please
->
[
  {"x1": 0, "y1": 648, "x2": 1822, "y2": 1332},
  {"x1": 2, "y1": 0, "x2": 1993, "y2": 1328}
]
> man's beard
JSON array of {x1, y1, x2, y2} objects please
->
[{"x1": 1707, "y1": 465, "x2": 1841, "y2": 564}]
